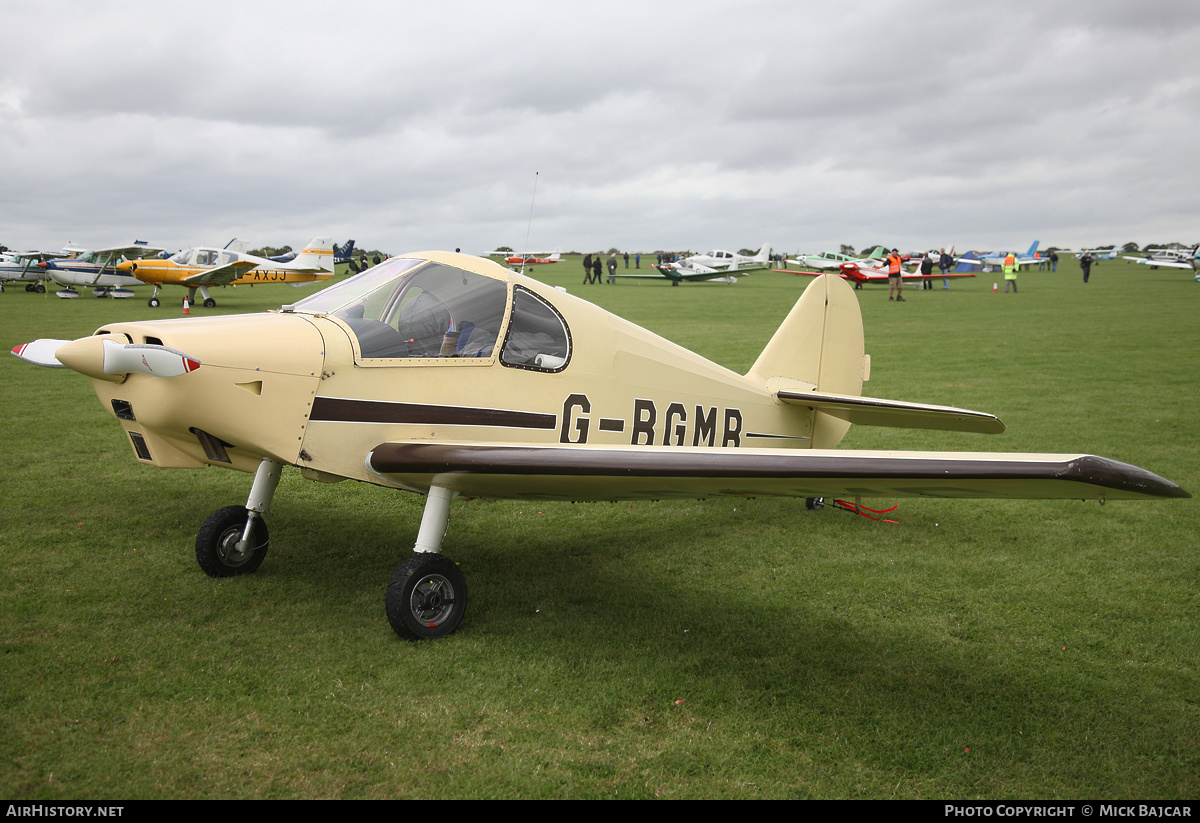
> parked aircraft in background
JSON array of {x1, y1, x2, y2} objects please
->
[
  {"x1": 0, "y1": 250, "x2": 67, "y2": 292},
  {"x1": 791, "y1": 250, "x2": 858, "y2": 270},
  {"x1": 117, "y1": 236, "x2": 335, "y2": 307},
  {"x1": 613, "y1": 258, "x2": 763, "y2": 285},
  {"x1": 970, "y1": 241, "x2": 1041, "y2": 271},
  {"x1": 334, "y1": 240, "x2": 357, "y2": 265},
  {"x1": 686, "y1": 244, "x2": 771, "y2": 270},
  {"x1": 791, "y1": 259, "x2": 977, "y2": 288},
  {"x1": 1074, "y1": 248, "x2": 1120, "y2": 260},
  {"x1": 790, "y1": 246, "x2": 889, "y2": 270},
  {"x1": 39, "y1": 241, "x2": 165, "y2": 298},
  {"x1": 12, "y1": 254, "x2": 1186, "y2": 640},
  {"x1": 1121, "y1": 246, "x2": 1199, "y2": 273},
  {"x1": 487, "y1": 250, "x2": 562, "y2": 265}
]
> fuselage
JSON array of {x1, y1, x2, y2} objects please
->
[
  {"x1": 118, "y1": 249, "x2": 332, "y2": 287},
  {"x1": 80, "y1": 253, "x2": 824, "y2": 497},
  {"x1": 41, "y1": 256, "x2": 144, "y2": 289}
]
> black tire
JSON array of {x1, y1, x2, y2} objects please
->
[
  {"x1": 203, "y1": 298, "x2": 216, "y2": 308},
  {"x1": 148, "y1": 297, "x2": 160, "y2": 308},
  {"x1": 195, "y1": 505, "x2": 269, "y2": 577},
  {"x1": 36, "y1": 284, "x2": 45, "y2": 293},
  {"x1": 385, "y1": 553, "x2": 467, "y2": 640},
  {"x1": 805, "y1": 497, "x2": 825, "y2": 510},
  {"x1": 26, "y1": 284, "x2": 36, "y2": 292}
]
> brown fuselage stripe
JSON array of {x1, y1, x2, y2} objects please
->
[
  {"x1": 367, "y1": 443, "x2": 1188, "y2": 499},
  {"x1": 312, "y1": 397, "x2": 557, "y2": 430}
]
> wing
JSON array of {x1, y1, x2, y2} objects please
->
[
  {"x1": 92, "y1": 244, "x2": 165, "y2": 259},
  {"x1": 183, "y1": 260, "x2": 259, "y2": 286},
  {"x1": 1126, "y1": 257, "x2": 1195, "y2": 270},
  {"x1": 366, "y1": 443, "x2": 1188, "y2": 502},
  {"x1": 901, "y1": 271, "x2": 977, "y2": 280}
]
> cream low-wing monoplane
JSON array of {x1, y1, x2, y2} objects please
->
[
  {"x1": 12, "y1": 252, "x2": 1187, "y2": 641},
  {"x1": 117, "y1": 236, "x2": 335, "y2": 308}
]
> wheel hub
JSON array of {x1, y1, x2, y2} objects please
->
[{"x1": 410, "y1": 574, "x2": 456, "y2": 626}]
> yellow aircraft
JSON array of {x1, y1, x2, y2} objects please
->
[
  {"x1": 11, "y1": 252, "x2": 1188, "y2": 640},
  {"x1": 117, "y1": 236, "x2": 335, "y2": 308}
]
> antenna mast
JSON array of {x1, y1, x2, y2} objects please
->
[{"x1": 520, "y1": 172, "x2": 538, "y2": 276}]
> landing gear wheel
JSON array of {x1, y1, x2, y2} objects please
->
[
  {"x1": 385, "y1": 553, "x2": 467, "y2": 640},
  {"x1": 805, "y1": 497, "x2": 825, "y2": 510},
  {"x1": 36, "y1": 284, "x2": 45, "y2": 293},
  {"x1": 203, "y1": 298, "x2": 216, "y2": 308},
  {"x1": 26, "y1": 284, "x2": 35, "y2": 292},
  {"x1": 195, "y1": 505, "x2": 270, "y2": 577},
  {"x1": 148, "y1": 297, "x2": 160, "y2": 308}
]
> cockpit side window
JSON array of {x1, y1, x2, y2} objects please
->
[{"x1": 500, "y1": 286, "x2": 571, "y2": 372}]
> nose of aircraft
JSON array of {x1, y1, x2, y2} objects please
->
[
  {"x1": 56, "y1": 335, "x2": 201, "y2": 382},
  {"x1": 12, "y1": 336, "x2": 201, "y2": 382}
]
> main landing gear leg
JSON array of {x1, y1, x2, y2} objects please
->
[
  {"x1": 385, "y1": 486, "x2": 467, "y2": 640},
  {"x1": 195, "y1": 458, "x2": 283, "y2": 577},
  {"x1": 148, "y1": 285, "x2": 161, "y2": 307}
]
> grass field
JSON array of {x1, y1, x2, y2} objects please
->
[{"x1": 1, "y1": 256, "x2": 1196, "y2": 799}]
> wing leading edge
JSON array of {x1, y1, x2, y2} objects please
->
[{"x1": 367, "y1": 443, "x2": 1188, "y2": 502}]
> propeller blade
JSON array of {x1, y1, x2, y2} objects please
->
[{"x1": 10, "y1": 339, "x2": 70, "y2": 368}]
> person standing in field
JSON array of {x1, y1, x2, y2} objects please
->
[
  {"x1": 887, "y1": 249, "x2": 904, "y2": 301},
  {"x1": 939, "y1": 248, "x2": 953, "y2": 289},
  {"x1": 1003, "y1": 251, "x2": 1018, "y2": 292},
  {"x1": 1080, "y1": 251, "x2": 1094, "y2": 284}
]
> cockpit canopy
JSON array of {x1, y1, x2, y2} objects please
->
[
  {"x1": 290, "y1": 256, "x2": 571, "y2": 370},
  {"x1": 170, "y1": 248, "x2": 236, "y2": 267}
]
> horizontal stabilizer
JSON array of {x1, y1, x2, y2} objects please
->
[{"x1": 778, "y1": 389, "x2": 1004, "y2": 434}]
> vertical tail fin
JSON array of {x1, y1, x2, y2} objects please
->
[
  {"x1": 288, "y1": 237, "x2": 335, "y2": 275},
  {"x1": 747, "y1": 274, "x2": 868, "y2": 448}
]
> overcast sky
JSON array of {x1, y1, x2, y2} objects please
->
[{"x1": 2, "y1": 0, "x2": 1197, "y2": 256}]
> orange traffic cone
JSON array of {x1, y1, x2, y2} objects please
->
[
  {"x1": 992, "y1": 281, "x2": 998, "y2": 293},
  {"x1": 183, "y1": 296, "x2": 190, "y2": 314}
]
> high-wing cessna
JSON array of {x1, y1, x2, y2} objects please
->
[
  {"x1": 38, "y1": 241, "x2": 165, "y2": 298},
  {"x1": 487, "y1": 249, "x2": 562, "y2": 265},
  {"x1": 12, "y1": 252, "x2": 1187, "y2": 641},
  {"x1": 117, "y1": 236, "x2": 335, "y2": 308},
  {"x1": 685, "y1": 244, "x2": 772, "y2": 270},
  {"x1": 0, "y1": 250, "x2": 68, "y2": 293}
]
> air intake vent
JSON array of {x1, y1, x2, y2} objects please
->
[
  {"x1": 129, "y1": 432, "x2": 151, "y2": 461},
  {"x1": 112, "y1": 399, "x2": 135, "y2": 421}
]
